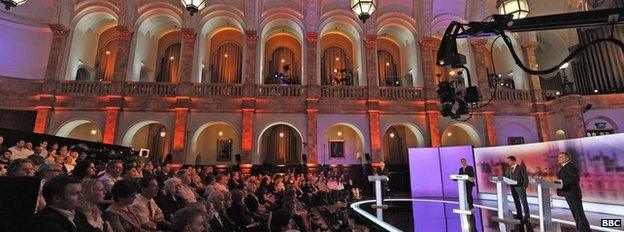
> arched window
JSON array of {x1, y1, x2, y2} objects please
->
[
  {"x1": 157, "y1": 43, "x2": 181, "y2": 82},
  {"x1": 75, "y1": 67, "x2": 91, "y2": 81},
  {"x1": 209, "y1": 42, "x2": 242, "y2": 84},
  {"x1": 378, "y1": 50, "x2": 399, "y2": 86},
  {"x1": 321, "y1": 46, "x2": 354, "y2": 86},
  {"x1": 95, "y1": 40, "x2": 118, "y2": 82},
  {"x1": 139, "y1": 66, "x2": 150, "y2": 82},
  {"x1": 266, "y1": 47, "x2": 299, "y2": 84}
]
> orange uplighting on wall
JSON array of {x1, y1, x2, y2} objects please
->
[
  {"x1": 102, "y1": 108, "x2": 119, "y2": 144},
  {"x1": 368, "y1": 111, "x2": 381, "y2": 156},
  {"x1": 427, "y1": 111, "x2": 441, "y2": 147},
  {"x1": 173, "y1": 109, "x2": 187, "y2": 151},
  {"x1": 484, "y1": 112, "x2": 498, "y2": 146},
  {"x1": 241, "y1": 109, "x2": 254, "y2": 153},
  {"x1": 33, "y1": 107, "x2": 50, "y2": 134}
]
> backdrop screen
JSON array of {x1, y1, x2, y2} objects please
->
[{"x1": 474, "y1": 133, "x2": 624, "y2": 205}]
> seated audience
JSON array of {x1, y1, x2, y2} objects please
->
[
  {"x1": 172, "y1": 207, "x2": 205, "y2": 232},
  {"x1": 36, "y1": 164, "x2": 64, "y2": 212},
  {"x1": 9, "y1": 139, "x2": 33, "y2": 160},
  {"x1": 99, "y1": 160, "x2": 123, "y2": 193},
  {"x1": 31, "y1": 175, "x2": 98, "y2": 232},
  {"x1": 72, "y1": 160, "x2": 98, "y2": 179},
  {"x1": 80, "y1": 179, "x2": 109, "y2": 231},
  {"x1": 132, "y1": 176, "x2": 171, "y2": 230},
  {"x1": 7, "y1": 158, "x2": 36, "y2": 177},
  {"x1": 102, "y1": 179, "x2": 142, "y2": 232},
  {"x1": 157, "y1": 177, "x2": 185, "y2": 222},
  {"x1": 0, "y1": 149, "x2": 11, "y2": 166}
]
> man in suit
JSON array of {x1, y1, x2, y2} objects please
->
[
  {"x1": 505, "y1": 155, "x2": 530, "y2": 221},
  {"x1": 459, "y1": 158, "x2": 475, "y2": 209},
  {"x1": 556, "y1": 152, "x2": 591, "y2": 232},
  {"x1": 31, "y1": 175, "x2": 98, "y2": 232}
]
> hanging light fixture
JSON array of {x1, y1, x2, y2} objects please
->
[
  {"x1": 351, "y1": 0, "x2": 376, "y2": 23},
  {"x1": 2, "y1": 0, "x2": 27, "y2": 10},
  {"x1": 180, "y1": 0, "x2": 206, "y2": 16},
  {"x1": 496, "y1": 0, "x2": 529, "y2": 19},
  {"x1": 160, "y1": 131, "x2": 166, "y2": 138}
]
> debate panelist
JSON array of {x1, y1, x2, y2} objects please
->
[
  {"x1": 556, "y1": 152, "x2": 590, "y2": 232},
  {"x1": 459, "y1": 158, "x2": 475, "y2": 209},
  {"x1": 505, "y1": 155, "x2": 530, "y2": 221}
]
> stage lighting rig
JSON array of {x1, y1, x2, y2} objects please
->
[{"x1": 436, "y1": 8, "x2": 624, "y2": 120}]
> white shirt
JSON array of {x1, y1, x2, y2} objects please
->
[
  {"x1": 99, "y1": 173, "x2": 122, "y2": 193},
  {"x1": 131, "y1": 194, "x2": 164, "y2": 223},
  {"x1": 9, "y1": 146, "x2": 33, "y2": 160},
  {"x1": 49, "y1": 205, "x2": 76, "y2": 227}
]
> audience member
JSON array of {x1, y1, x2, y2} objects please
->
[
  {"x1": 72, "y1": 160, "x2": 98, "y2": 179},
  {"x1": 99, "y1": 160, "x2": 123, "y2": 193},
  {"x1": 172, "y1": 207, "x2": 205, "y2": 232},
  {"x1": 157, "y1": 177, "x2": 185, "y2": 222},
  {"x1": 102, "y1": 179, "x2": 142, "y2": 232},
  {"x1": 31, "y1": 175, "x2": 98, "y2": 232},
  {"x1": 133, "y1": 176, "x2": 171, "y2": 230},
  {"x1": 36, "y1": 164, "x2": 64, "y2": 211},
  {"x1": 9, "y1": 139, "x2": 33, "y2": 160},
  {"x1": 0, "y1": 149, "x2": 12, "y2": 166},
  {"x1": 80, "y1": 179, "x2": 109, "y2": 231},
  {"x1": 7, "y1": 158, "x2": 36, "y2": 177}
]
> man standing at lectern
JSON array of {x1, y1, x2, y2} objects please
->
[
  {"x1": 506, "y1": 155, "x2": 530, "y2": 221},
  {"x1": 556, "y1": 152, "x2": 590, "y2": 232},
  {"x1": 459, "y1": 158, "x2": 475, "y2": 209}
]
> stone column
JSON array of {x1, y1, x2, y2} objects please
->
[
  {"x1": 364, "y1": 36, "x2": 379, "y2": 99},
  {"x1": 244, "y1": 31, "x2": 258, "y2": 97},
  {"x1": 306, "y1": 108, "x2": 318, "y2": 164},
  {"x1": 179, "y1": 28, "x2": 197, "y2": 83},
  {"x1": 534, "y1": 112, "x2": 551, "y2": 142},
  {"x1": 306, "y1": 33, "x2": 320, "y2": 97},
  {"x1": 426, "y1": 111, "x2": 441, "y2": 147},
  {"x1": 45, "y1": 24, "x2": 68, "y2": 80},
  {"x1": 34, "y1": 94, "x2": 55, "y2": 133},
  {"x1": 483, "y1": 112, "x2": 497, "y2": 146},
  {"x1": 112, "y1": 26, "x2": 133, "y2": 82},
  {"x1": 103, "y1": 107, "x2": 120, "y2": 144},
  {"x1": 522, "y1": 41, "x2": 544, "y2": 102},
  {"x1": 368, "y1": 100, "x2": 381, "y2": 161},
  {"x1": 173, "y1": 97, "x2": 190, "y2": 153},
  {"x1": 241, "y1": 108, "x2": 255, "y2": 163},
  {"x1": 470, "y1": 39, "x2": 492, "y2": 96}
]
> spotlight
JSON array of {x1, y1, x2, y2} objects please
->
[
  {"x1": 594, "y1": 89, "x2": 599, "y2": 93},
  {"x1": 389, "y1": 132, "x2": 395, "y2": 138},
  {"x1": 105, "y1": 51, "x2": 110, "y2": 55},
  {"x1": 160, "y1": 131, "x2": 166, "y2": 137},
  {"x1": 555, "y1": 91, "x2": 561, "y2": 96},
  {"x1": 218, "y1": 131, "x2": 223, "y2": 137},
  {"x1": 279, "y1": 132, "x2": 284, "y2": 138},
  {"x1": 90, "y1": 129, "x2": 97, "y2": 135},
  {"x1": 337, "y1": 131, "x2": 343, "y2": 137},
  {"x1": 169, "y1": 56, "x2": 175, "y2": 60}
]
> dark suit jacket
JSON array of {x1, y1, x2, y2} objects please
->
[
  {"x1": 245, "y1": 194, "x2": 260, "y2": 213},
  {"x1": 458, "y1": 165, "x2": 475, "y2": 186},
  {"x1": 209, "y1": 212, "x2": 238, "y2": 232},
  {"x1": 505, "y1": 164, "x2": 529, "y2": 189},
  {"x1": 102, "y1": 206, "x2": 141, "y2": 232},
  {"x1": 227, "y1": 202, "x2": 255, "y2": 227},
  {"x1": 557, "y1": 162, "x2": 582, "y2": 198},
  {"x1": 155, "y1": 193, "x2": 185, "y2": 222},
  {"x1": 30, "y1": 206, "x2": 98, "y2": 232}
]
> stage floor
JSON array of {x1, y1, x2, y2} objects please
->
[{"x1": 350, "y1": 197, "x2": 624, "y2": 232}]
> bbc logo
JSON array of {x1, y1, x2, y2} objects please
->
[{"x1": 601, "y1": 219, "x2": 622, "y2": 227}]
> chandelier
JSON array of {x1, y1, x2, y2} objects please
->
[
  {"x1": 2, "y1": 0, "x2": 28, "y2": 10},
  {"x1": 180, "y1": 0, "x2": 206, "y2": 16},
  {"x1": 351, "y1": 0, "x2": 376, "y2": 23},
  {"x1": 496, "y1": 0, "x2": 530, "y2": 20}
]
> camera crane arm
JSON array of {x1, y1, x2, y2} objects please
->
[{"x1": 437, "y1": 8, "x2": 624, "y2": 76}]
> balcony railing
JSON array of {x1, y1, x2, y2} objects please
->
[
  {"x1": 321, "y1": 86, "x2": 368, "y2": 99},
  {"x1": 125, "y1": 82, "x2": 177, "y2": 95},
  {"x1": 194, "y1": 83, "x2": 243, "y2": 97},
  {"x1": 493, "y1": 88, "x2": 531, "y2": 102},
  {"x1": 379, "y1": 87, "x2": 424, "y2": 100},
  {"x1": 256, "y1": 84, "x2": 306, "y2": 98},
  {"x1": 56, "y1": 81, "x2": 110, "y2": 94}
]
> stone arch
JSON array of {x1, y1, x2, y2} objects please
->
[
  {"x1": 320, "y1": 123, "x2": 367, "y2": 164},
  {"x1": 441, "y1": 122, "x2": 482, "y2": 147},
  {"x1": 585, "y1": 115, "x2": 620, "y2": 132},
  {"x1": 256, "y1": 122, "x2": 304, "y2": 165},
  {"x1": 376, "y1": 19, "x2": 421, "y2": 87},
  {"x1": 190, "y1": 121, "x2": 240, "y2": 164},
  {"x1": 381, "y1": 123, "x2": 426, "y2": 164},
  {"x1": 121, "y1": 120, "x2": 170, "y2": 162},
  {"x1": 54, "y1": 119, "x2": 103, "y2": 142},
  {"x1": 258, "y1": 13, "x2": 305, "y2": 84},
  {"x1": 64, "y1": 9, "x2": 118, "y2": 80},
  {"x1": 498, "y1": 122, "x2": 538, "y2": 144},
  {"x1": 319, "y1": 13, "x2": 365, "y2": 86}
]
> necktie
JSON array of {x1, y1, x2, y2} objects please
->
[{"x1": 147, "y1": 200, "x2": 154, "y2": 219}]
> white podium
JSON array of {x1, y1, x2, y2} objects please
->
[
  {"x1": 368, "y1": 175, "x2": 389, "y2": 219},
  {"x1": 530, "y1": 177, "x2": 563, "y2": 232},
  {"x1": 489, "y1": 176, "x2": 521, "y2": 232},
  {"x1": 451, "y1": 174, "x2": 475, "y2": 232}
]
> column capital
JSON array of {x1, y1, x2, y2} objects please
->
[
  {"x1": 306, "y1": 32, "x2": 319, "y2": 43},
  {"x1": 115, "y1": 26, "x2": 132, "y2": 39},
  {"x1": 418, "y1": 37, "x2": 439, "y2": 49},
  {"x1": 521, "y1": 41, "x2": 539, "y2": 50},
  {"x1": 364, "y1": 35, "x2": 377, "y2": 49},
  {"x1": 470, "y1": 39, "x2": 488, "y2": 50},
  {"x1": 49, "y1": 24, "x2": 67, "y2": 36},
  {"x1": 181, "y1": 28, "x2": 197, "y2": 40},
  {"x1": 245, "y1": 30, "x2": 258, "y2": 41}
]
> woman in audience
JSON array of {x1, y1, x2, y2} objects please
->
[
  {"x1": 157, "y1": 177, "x2": 185, "y2": 222},
  {"x1": 72, "y1": 160, "x2": 97, "y2": 179},
  {"x1": 103, "y1": 179, "x2": 143, "y2": 232},
  {"x1": 172, "y1": 207, "x2": 205, "y2": 232},
  {"x1": 207, "y1": 191, "x2": 237, "y2": 232},
  {"x1": 81, "y1": 179, "x2": 110, "y2": 232}
]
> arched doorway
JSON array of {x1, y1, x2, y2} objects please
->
[
  {"x1": 55, "y1": 120, "x2": 103, "y2": 142},
  {"x1": 382, "y1": 124, "x2": 423, "y2": 193},
  {"x1": 122, "y1": 121, "x2": 170, "y2": 164},
  {"x1": 258, "y1": 124, "x2": 302, "y2": 165},
  {"x1": 441, "y1": 123, "x2": 482, "y2": 147},
  {"x1": 191, "y1": 122, "x2": 240, "y2": 165},
  {"x1": 321, "y1": 123, "x2": 366, "y2": 164}
]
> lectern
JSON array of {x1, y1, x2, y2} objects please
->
[
  {"x1": 368, "y1": 175, "x2": 389, "y2": 219},
  {"x1": 451, "y1": 174, "x2": 475, "y2": 232},
  {"x1": 530, "y1": 177, "x2": 563, "y2": 232},
  {"x1": 489, "y1": 176, "x2": 521, "y2": 232}
]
